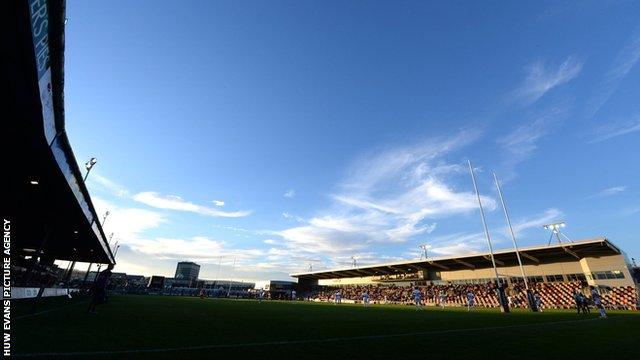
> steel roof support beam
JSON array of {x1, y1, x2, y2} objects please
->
[
  {"x1": 374, "y1": 268, "x2": 394, "y2": 275},
  {"x1": 453, "y1": 258, "x2": 476, "y2": 269},
  {"x1": 520, "y1": 252, "x2": 539, "y2": 264},
  {"x1": 388, "y1": 266, "x2": 408, "y2": 273},
  {"x1": 427, "y1": 261, "x2": 450, "y2": 270},
  {"x1": 344, "y1": 270, "x2": 365, "y2": 277},
  {"x1": 562, "y1": 247, "x2": 580, "y2": 259},
  {"x1": 407, "y1": 264, "x2": 424, "y2": 272},
  {"x1": 604, "y1": 242, "x2": 620, "y2": 254},
  {"x1": 356, "y1": 269, "x2": 376, "y2": 275},
  {"x1": 484, "y1": 255, "x2": 505, "y2": 266}
]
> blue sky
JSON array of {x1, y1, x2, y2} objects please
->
[{"x1": 63, "y1": 1, "x2": 640, "y2": 282}]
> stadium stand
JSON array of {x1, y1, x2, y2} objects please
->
[
  {"x1": 308, "y1": 281, "x2": 638, "y2": 310},
  {"x1": 5, "y1": 0, "x2": 115, "y2": 303},
  {"x1": 293, "y1": 238, "x2": 639, "y2": 312}
]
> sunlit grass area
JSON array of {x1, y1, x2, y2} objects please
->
[{"x1": 14, "y1": 295, "x2": 640, "y2": 359}]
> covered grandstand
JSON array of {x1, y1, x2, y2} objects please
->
[
  {"x1": 292, "y1": 238, "x2": 639, "y2": 310},
  {"x1": 4, "y1": 0, "x2": 114, "y2": 294},
  {"x1": 292, "y1": 238, "x2": 635, "y2": 287}
]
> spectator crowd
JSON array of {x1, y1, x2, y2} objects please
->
[{"x1": 309, "y1": 281, "x2": 638, "y2": 310}]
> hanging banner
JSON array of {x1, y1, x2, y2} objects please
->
[{"x1": 29, "y1": 0, "x2": 56, "y2": 146}]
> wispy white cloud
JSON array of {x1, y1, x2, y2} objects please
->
[
  {"x1": 126, "y1": 236, "x2": 262, "y2": 262},
  {"x1": 591, "y1": 186, "x2": 627, "y2": 197},
  {"x1": 104, "y1": 246, "x2": 177, "y2": 278},
  {"x1": 133, "y1": 191, "x2": 251, "y2": 218},
  {"x1": 499, "y1": 56, "x2": 578, "y2": 179},
  {"x1": 87, "y1": 179, "x2": 290, "y2": 280},
  {"x1": 588, "y1": 117, "x2": 640, "y2": 143},
  {"x1": 112, "y1": 239, "x2": 293, "y2": 282},
  {"x1": 498, "y1": 118, "x2": 548, "y2": 163},
  {"x1": 429, "y1": 232, "x2": 487, "y2": 256},
  {"x1": 622, "y1": 206, "x2": 640, "y2": 216},
  {"x1": 90, "y1": 199, "x2": 275, "y2": 276},
  {"x1": 429, "y1": 207, "x2": 563, "y2": 256},
  {"x1": 342, "y1": 130, "x2": 480, "y2": 191},
  {"x1": 211, "y1": 224, "x2": 261, "y2": 236},
  {"x1": 276, "y1": 131, "x2": 493, "y2": 257},
  {"x1": 92, "y1": 196, "x2": 165, "y2": 242},
  {"x1": 509, "y1": 208, "x2": 563, "y2": 236},
  {"x1": 88, "y1": 173, "x2": 249, "y2": 219},
  {"x1": 514, "y1": 56, "x2": 583, "y2": 105},
  {"x1": 282, "y1": 212, "x2": 304, "y2": 222},
  {"x1": 88, "y1": 173, "x2": 130, "y2": 197},
  {"x1": 587, "y1": 27, "x2": 640, "y2": 118},
  {"x1": 329, "y1": 253, "x2": 406, "y2": 268},
  {"x1": 498, "y1": 104, "x2": 569, "y2": 180},
  {"x1": 332, "y1": 195, "x2": 401, "y2": 214},
  {"x1": 213, "y1": 200, "x2": 225, "y2": 207},
  {"x1": 283, "y1": 189, "x2": 296, "y2": 198}
]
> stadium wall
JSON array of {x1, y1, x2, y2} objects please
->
[{"x1": 12, "y1": 287, "x2": 79, "y2": 299}]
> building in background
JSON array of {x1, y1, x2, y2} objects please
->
[
  {"x1": 265, "y1": 280, "x2": 297, "y2": 300},
  {"x1": 126, "y1": 275, "x2": 148, "y2": 287},
  {"x1": 148, "y1": 276, "x2": 166, "y2": 289},
  {"x1": 174, "y1": 261, "x2": 201, "y2": 283}
]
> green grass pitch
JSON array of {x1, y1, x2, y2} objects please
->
[{"x1": 13, "y1": 295, "x2": 640, "y2": 359}]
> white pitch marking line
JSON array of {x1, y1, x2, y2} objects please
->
[{"x1": 14, "y1": 317, "x2": 609, "y2": 358}]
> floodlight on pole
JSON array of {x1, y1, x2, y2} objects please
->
[
  {"x1": 351, "y1": 256, "x2": 357, "y2": 268},
  {"x1": 543, "y1": 221, "x2": 571, "y2": 245},
  {"x1": 418, "y1": 244, "x2": 430, "y2": 260},
  {"x1": 542, "y1": 221, "x2": 565, "y2": 231},
  {"x1": 304, "y1": 258, "x2": 320, "y2": 272},
  {"x1": 83, "y1": 157, "x2": 97, "y2": 182},
  {"x1": 101, "y1": 211, "x2": 110, "y2": 227},
  {"x1": 113, "y1": 244, "x2": 121, "y2": 258}
]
